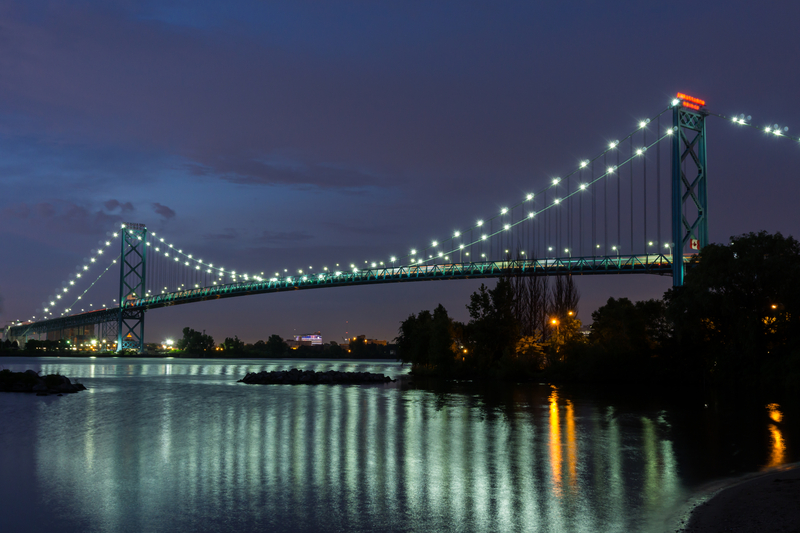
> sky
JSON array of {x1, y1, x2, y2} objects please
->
[{"x1": 1, "y1": 0, "x2": 799, "y2": 344}]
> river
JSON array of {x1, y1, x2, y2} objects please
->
[{"x1": 0, "y1": 357, "x2": 796, "y2": 532}]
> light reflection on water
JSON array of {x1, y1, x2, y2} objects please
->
[{"x1": 0, "y1": 357, "x2": 795, "y2": 532}]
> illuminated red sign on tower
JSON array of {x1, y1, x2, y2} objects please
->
[{"x1": 676, "y1": 92, "x2": 706, "y2": 111}]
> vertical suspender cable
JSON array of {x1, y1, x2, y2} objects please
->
[
  {"x1": 629, "y1": 137, "x2": 634, "y2": 252},
  {"x1": 657, "y1": 115, "x2": 662, "y2": 250},
  {"x1": 604, "y1": 153, "x2": 608, "y2": 254},
  {"x1": 643, "y1": 128, "x2": 647, "y2": 252}
]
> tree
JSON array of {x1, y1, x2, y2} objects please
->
[
  {"x1": 666, "y1": 231, "x2": 800, "y2": 391},
  {"x1": 176, "y1": 327, "x2": 215, "y2": 355},
  {"x1": 396, "y1": 309, "x2": 433, "y2": 368},
  {"x1": 465, "y1": 278, "x2": 519, "y2": 369},
  {"x1": 220, "y1": 335, "x2": 245, "y2": 354},
  {"x1": 590, "y1": 297, "x2": 667, "y2": 356},
  {"x1": 264, "y1": 334, "x2": 289, "y2": 357}
]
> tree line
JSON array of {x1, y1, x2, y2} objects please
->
[
  {"x1": 396, "y1": 231, "x2": 800, "y2": 396},
  {"x1": 173, "y1": 328, "x2": 395, "y2": 359}
]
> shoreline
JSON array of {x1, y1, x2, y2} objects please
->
[{"x1": 676, "y1": 463, "x2": 800, "y2": 532}]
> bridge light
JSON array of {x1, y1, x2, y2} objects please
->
[
  {"x1": 528, "y1": 212, "x2": 535, "y2": 218},
  {"x1": 639, "y1": 120, "x2": 647, "y2": 128},
  {"x1": 666, "y1": 128, "x2": 674, "y2": 135},
  {"x1": 636, "y1": 148, "x2": 643, "y2": 155},
  {"x1": 609, "y1": 141, "x2": 618, "y2": 149},
  {"x1": 501, "y1": 207, "x2": 508, "y2": 214},
  {"x1": 579, "y1": 183, "x2": 587, "y2": 190},
  {"x1": 390, "y1": 256, "x2": 396, "y2": 262},
  {"x1": 459, "y1": 244, "x2": 464, "y2": 249},
  {"x1": 580, "y1": 160, "x2": 588, "y2": 168},
  {"x1": 113, "y1": 233, "x2": 118, "y2": 237},
  {"x1": 671, "y1": 98, "x2": 680, "y2": 106},
  {"x1": 552, "y1": 177, "x2": 560, "y2": 185},
  {"x1": 454, "y1": 231, "x2": 460, "y2": 238},
  {"x1": 410, "y1": 249, "x2": 416, "y2": 255},
  {"x1": 371, "y1": 262, "x2": 377, "y2": 267},
  {"x1": 607, "y1": 166, "x2": 616, "y2": 174},
  {"x1": 481, "y1": 235, "x2": 487, "y2": 240},
  {"x1": 477, "y1": 220, "x2": 483, "y2": 226},
  {"x1": 526, "y1": 193, "x2": 534, "y2": 200},
  {"x1": 188, "y1": 254, "x2": 192, "y2": 258},
  {"x1": 431, "y1": 240, "x2": 438, "y2": 247},
  {"x1": 554, "y1": 198, "x2": 561, "y2": 204},
  {"x1": 504, "y1": 224, "x2": 510, "y2": 230},
  {"x1": 438, "y1": 252, "x2": 443, "y2": 257}
]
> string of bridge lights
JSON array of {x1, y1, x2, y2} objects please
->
[
  {"x1": 38, "y1": 232, "x2": 123, "y2": 320},
  {"x1": 37, "y1": 96, "x2": 791, "y2": 322},
  {"x1": 54, "y1": 254, "x2": 121, "y2": 317},
  {"x1": 713, "y1": 112, "x2": 800, "y2": 143},
  {"x1": 373, "y1": 104, "x2": 680, "y2": 270},
  {"x1": 143, "y1": 228, "x2": 261, "y2": 284},
  {"x1": 128, "y1": 103, "x2": 682, "y2": 287}
]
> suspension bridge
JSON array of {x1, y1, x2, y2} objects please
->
[{"x1": 5, "y1": 93, "x2": 793, "y2": 352}]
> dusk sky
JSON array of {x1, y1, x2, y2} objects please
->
[{"x1": 1, "y1": 1, "x2": 799, "y2": 344}]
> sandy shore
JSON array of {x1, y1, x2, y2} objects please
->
[{"x1": 678, "y1": 464, "x2": 800, "y2": 532}]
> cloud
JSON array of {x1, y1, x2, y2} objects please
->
[
  {"x1": 152, "y1": 202, "x2": 176, "y2": 219},
  {"x1": 0, "y1": 200, "x2": 123, "y2": 235},
  {"x1": 104, "y1": 199, "x2": 134, "y2": 212}
]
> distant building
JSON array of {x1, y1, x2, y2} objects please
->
[{"x1": 290, "y1": 332, "x2": 323, "y2": 347}]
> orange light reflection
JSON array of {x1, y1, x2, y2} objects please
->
[{"x1": 548, "y1": 389, "x2": 562, "y2": 497}]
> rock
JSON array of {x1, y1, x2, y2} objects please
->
[{"x1": 239, "y1": 368, "x2": 396, "y2": 385}]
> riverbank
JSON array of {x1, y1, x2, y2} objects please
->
[{"x1": 679, "y1": 464, "x2": 800, "y2": 532}]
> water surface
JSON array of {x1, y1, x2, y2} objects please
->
[{"x1": 1, "y1": 357, "x2": 796, "y2": 532}]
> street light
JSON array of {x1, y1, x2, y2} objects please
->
[{"x1": 664, "y1": 243, "x2": 672, "y2": 256}]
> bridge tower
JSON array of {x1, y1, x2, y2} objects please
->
[
  {"x1": 671, "y1": 93, "x2": 708, "y2": 286},
  {"x1": 118, "y1": 222, "x2": 147, "y2": 352}
]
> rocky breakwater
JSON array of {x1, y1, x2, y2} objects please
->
[
  {"x1": 240, "y1": 368, "x2": 395, "y2": 385},
  {"x1": 0, "y1": 369, "x2": 87, "y2": 396}
]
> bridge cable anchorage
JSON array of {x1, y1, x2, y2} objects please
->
[
  {"x1": 389, "y1": 107, "x2": 672, "y2": 269},
  {"x1": 713, "y1": 112, "x2": 800, "y2": 142},
  {"x1": 37, "y1": 232, "x2": 122, "y2": 321}
]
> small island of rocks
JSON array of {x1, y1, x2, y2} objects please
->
[
  {"x1": 240, "y1": 368, "x2": 395, "y2": 385},
  {"x1": 0, "y1": 369, "x2": 87, "y2": 395}
]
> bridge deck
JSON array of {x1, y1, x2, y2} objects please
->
[{"x1": 8, "y1": 254, "x2": 686, "y2": 337}]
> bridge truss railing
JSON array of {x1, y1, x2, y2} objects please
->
[{"x1": 123, "y1": 253, "x2": 683, "y2": 311}]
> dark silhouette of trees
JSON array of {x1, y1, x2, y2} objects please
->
[
  {"x1": 264, "y1": 334, "x2": 289, "y2": 357},
  {"x1": 221, "y1": 335, "x2": 245, "y2": 354},
  {"x1": 666, "y1": 231, "x2": 800, "y2": 392},
  {"x1": 396, "y1": 305, "x2": 458, "y2": 372},
  {"x1": 176, "y1": 327, "x2": 215, "y2": 355}
]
